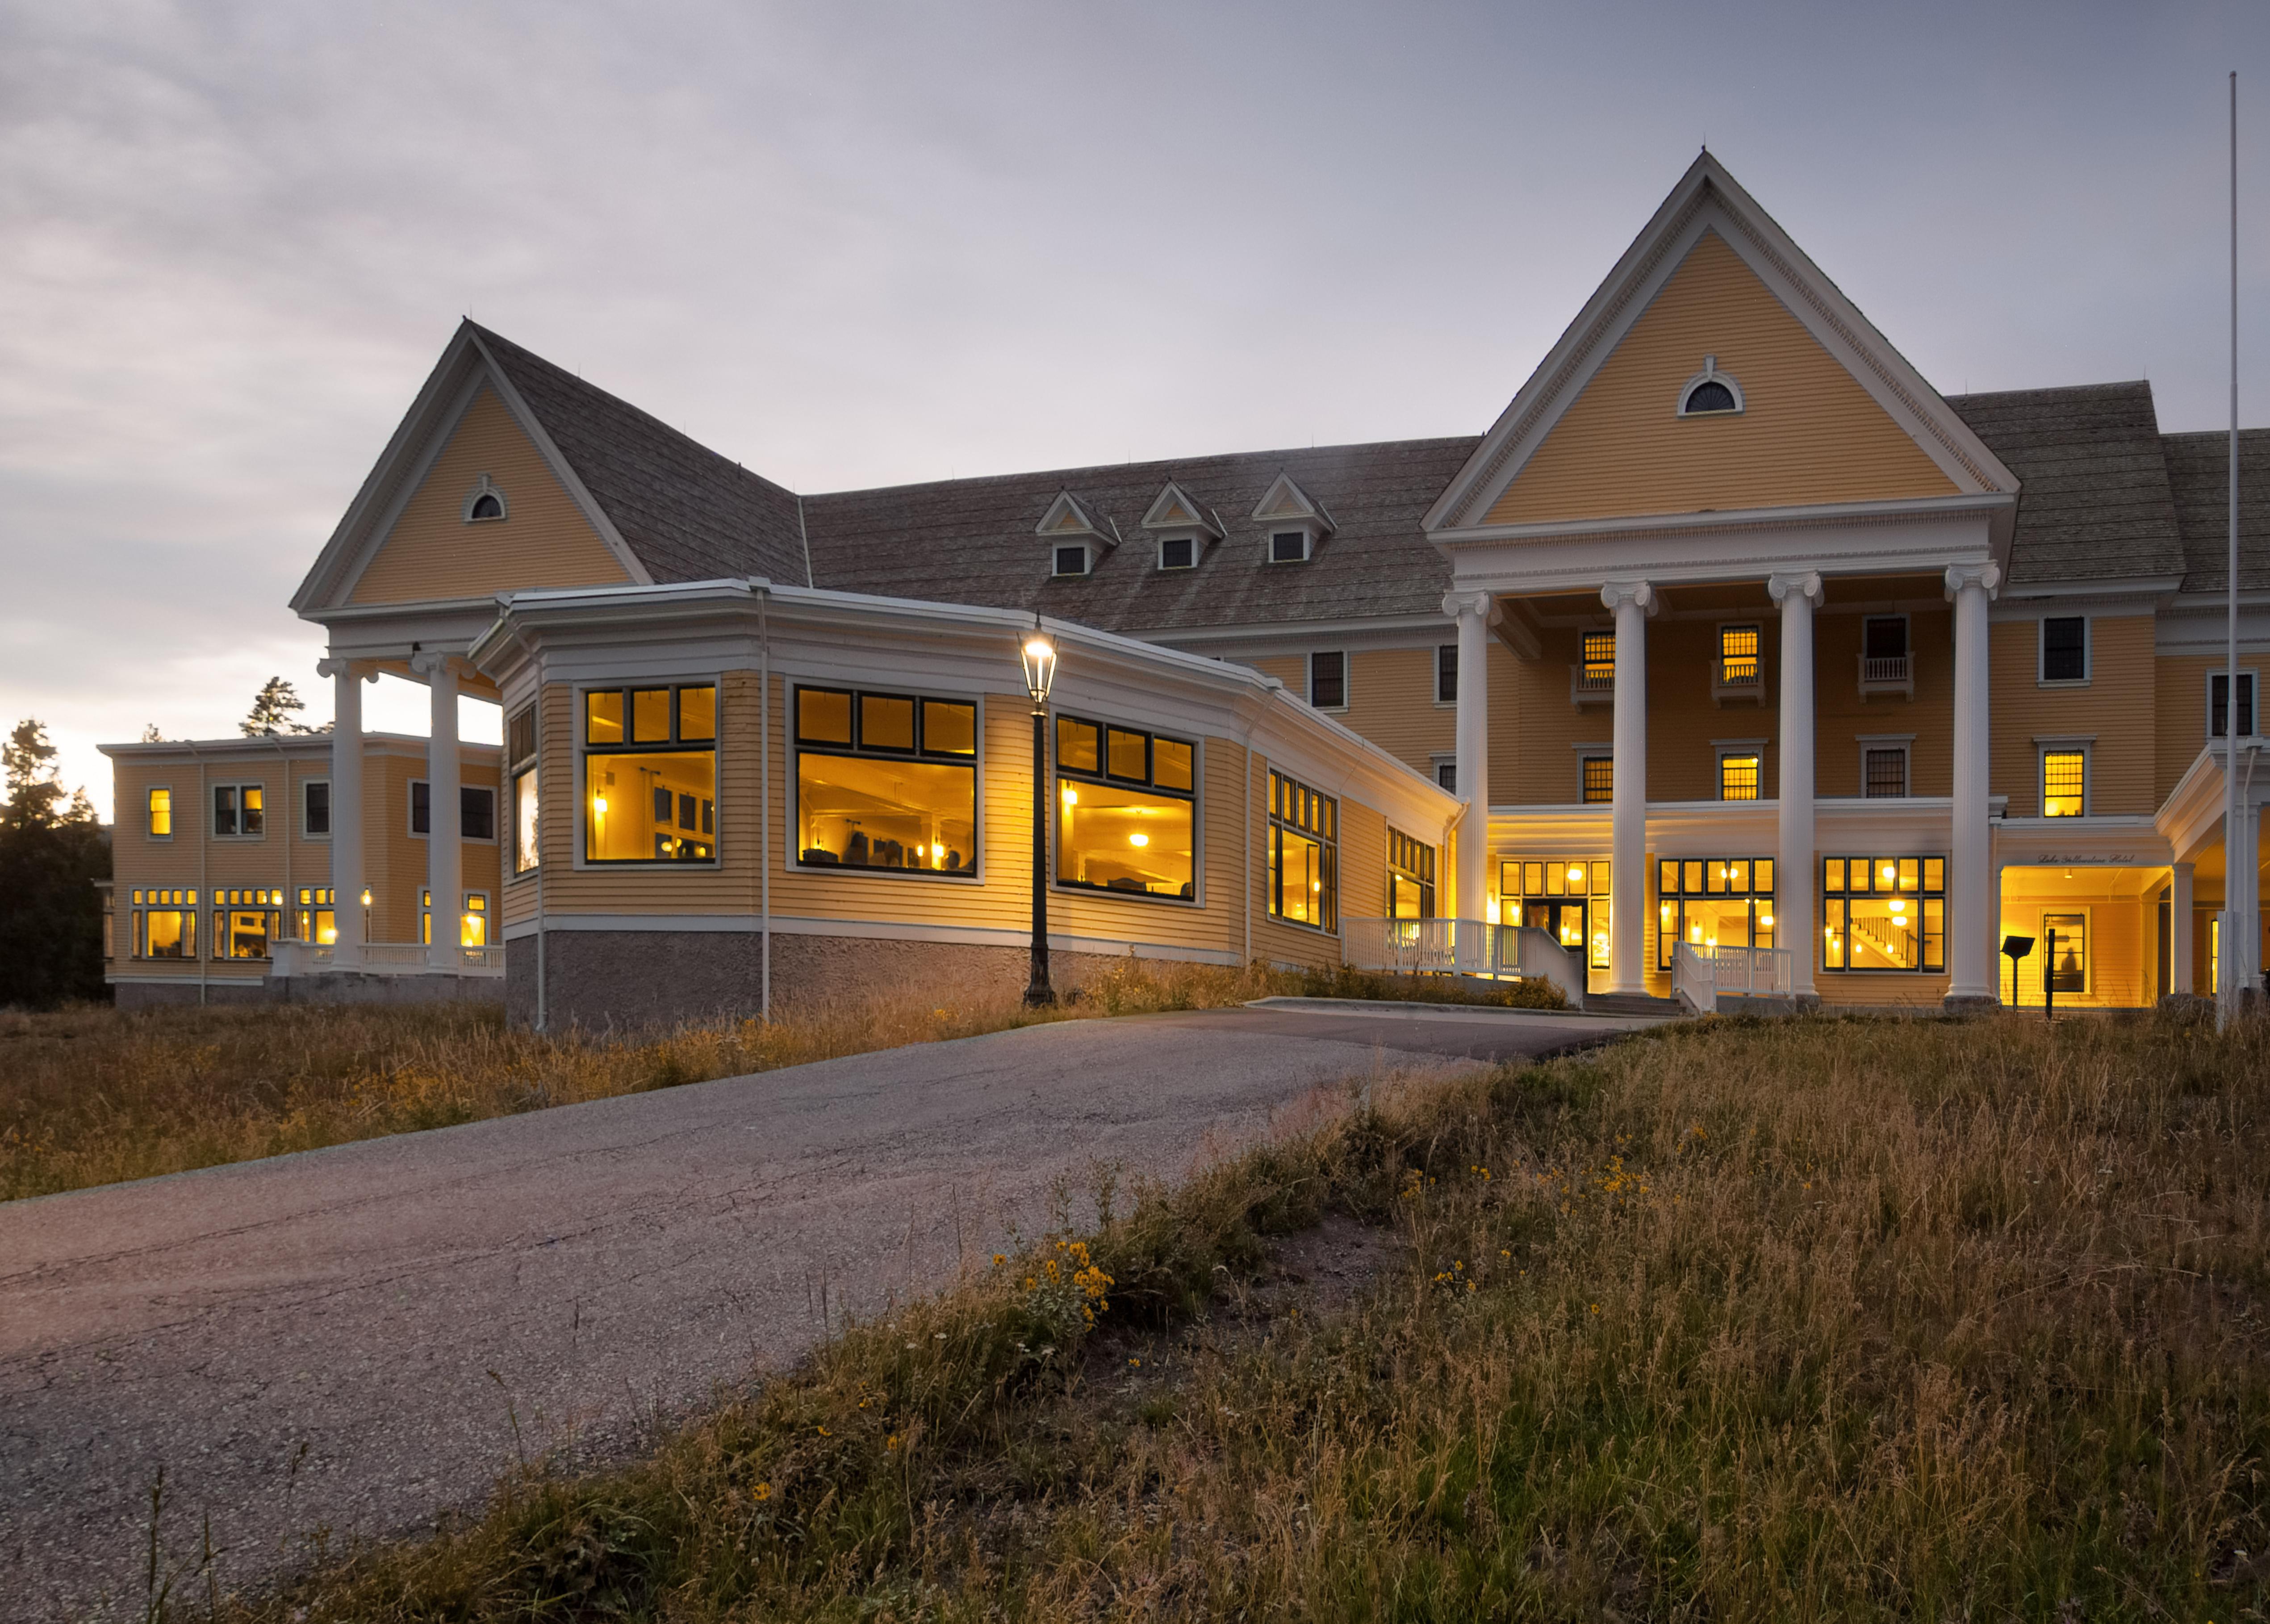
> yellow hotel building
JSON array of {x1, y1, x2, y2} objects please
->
[{"x1": 104, "y1": 155, "x2": 2270, "y2": 1023}]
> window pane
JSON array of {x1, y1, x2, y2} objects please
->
[
  {"x1": 305, "y1": 781, "x2": 330, "y2": 835},
  {"x1": 586, "y1": 691, "x2": 625, "y2": 744},
  {"x1": 1057, "y1": 717, "x2": 1100, "y2": 774},
  {"x1": 148, "y1": 787, "x2": 171, "y2": 837},
  {"x1": 923, "y1": 701, "x2": 976, "y2": 756},
  {"x1": 1582, "y1": 757, "x2": 1612, "y2": 802},
  {"x1": 2210, "y1": 673, "x2": 2255, "y2": 737},
  {"x1": 1864, "y1": 748, "x2": 1906, "y2": 797},
  {"x1": 861, "y1": 694, "x2": 916, "y2": 751},
  {"x1": 798, "y1": 688, "x2": 853, "y2": 745},
  {"x1": 1562, "y1": 861, "x2": 1587, "y2": 893},
  {"x1": 1682, "y1": 898, "x2": 1752, "y2": 951},
  {"x1": 2044, "y1": 912, "x2": 2086, "y2": 991},
  {"x1": 1683, "y1": 861, "x2": 1705, "y2": 894},
  {"x1": 1754, "y1": 859, "x2": 1773, "y2": 893},
  {"x1": 1154, "y1": 737, "x2": 1193, "y2": 791},
  {"x1": 1271, "y1": 532, "x2": 1306, "y2": 563},
  {"x1": 1309, "y1": 652, "x2": 1345, "y2": 709},
  {"x1": 1276, "y1": 827, "x2": 1325, "y2": 922},
  {"x1": 213, "y1": 785, "x2": 236, "y2": 836},
  {"x1": 1864, "y1": 617, "x2": 1907, "y2": 659},
  {"x1": 679, "y1": 686, "x2": 717, "y2": 742},
  {"x1": 461, "y1": 786, "x2": 495, "y2": 842},
  {"x1": 1659, "y1": 859, "x2": 1679, "y2": 896},
  {"x1": 1725, "y1": 859, "x2": 1749, "y2": 892},
  {"x1": 241, "y1": 786, "x2": 263, "y2": 836},
  {"x1": 509, "y1": 706, "x2": 537, "y2": 765},
  {"x1": 2042, "y1": 618, "x2": 2086, "y2": 681},
  {"x1": 227, "y1": 910, "x2": 269, "y2": 959},
  {"x1": 1846, "y1": 895, "x2": 1924, "y2": 969},
  {"x1": 1524, "y1": 862, "x2": 1543, "y2": 896},
  {"x1": 1501, "y1": 861, "x2": 1523, "y2": 897},
  {"x1": 1059, "y1": 780, "x2": 1194, "y2": 898},
  {"x1": 1593, "y1": 860, "x2": 1609, "y2": 896},
  {"x1": 514, "y1": 769, "x2": 539, "y2": 874},
  {"x1": 1106, "y1": 728, "x2": 1148, "y2": 781},
  {"x1": 1588, "y1": 899, "x2": 1610, "y2": 968},
  {"x1": 1898, "y1": 858, "x2": 1920, "y2": 892},
  {"x1": 629, "y1": 689, "x2": 672, "y2": 743},
  {"x1": 1923, "y1": 858, "x2": 1944, "y2": 892},
  {"x1": 1437, "y1": 644, "x2": 1457, "y2": 703},
  {"x1": 1582, "y1": 632, "x2": 1615, "y2": 682},
  {"x1": 1719, "y1": 624, "x2": 1760, "y2": 683},
  {"x1": 1823, "y1": 900, "x2": 1845, "y2": 968},
  {"x1": 798, "y1": 754, "x2": 973, "y2": 872},
  {"x1": 1823, "y1": 857, "x2": 1845, "y2": 892},
  {"x1": 1720, "y1": 755, "x2": 1760, "y2": 801},
  {"x1": 588, "y1": 750, "x2": 719, "y2": 861},
  {"x1": 411, "y1": 781, "x2": 430, "y2": 836},
  {"x1": 1923, "y1": 898, "x2": 1945, "y2": 970},
  {"x1": 461, "y1": 893, "x2": 489, "y2": 947},
  {"x1": 2042, "y1": 751, "x2": 2084, "y2": 816}
]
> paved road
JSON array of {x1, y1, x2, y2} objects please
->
[{"x1": 0, "y1": 1002, "x2": 1652, "y2": 1619}]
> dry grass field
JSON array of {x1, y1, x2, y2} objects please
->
[
  {"x1": 0, "y1": 961, "x2": 1559, "y2": 1201},
  {"x1": 171, "y1": 1011, "x2": 2267, "y2": 1622}
]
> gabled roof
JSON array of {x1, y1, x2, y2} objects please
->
[
  {"x1": 1139, "y1": 481, "x2": 1224, "y2": 537},
  {"x1": 2162, "y1": 427, "x2": 2270, "y2": 596},
  {"x1": 799, "y1": 437, "x2": 1477, "y2": 634},
  {"x1": 1251, "y1": 472, "x2": 1335, "y2": 533},
  {"x1": 1944, "y1": 382, "x2": 2186, "y2": 589},
  {"x1": 1035, "y1": 490, "x2": 1110, "y2": 540},
  {"x1": 1424, "y1": 152, "x2": 2019, "y2": 536}
]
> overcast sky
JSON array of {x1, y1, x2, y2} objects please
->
[{"x1": 5, "y1": 0, "x2": 2270, "y2": 818}]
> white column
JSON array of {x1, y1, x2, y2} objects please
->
[
  {"x1": 1768, "y1": 571, "x2": 1822, "y2": 999},
  {"x1": 414, "y1": 652, "x2": 462, "y2": 968},
  {"x1": 2229, "y1": 792, "x2": 2258, "y2": 1003},
  {"x1": 1443, "y1": 590, "x2": 1495, "y2": 944},
  {"x1": 2173, "y1": 860, "x2": 2195, "y2": 993},
  {"x1": 318, "y1": 658, "x2": 366, "y2": 963},
  {"x1": 1602, "y1": 581, "x2": 1653, "y2": 994},
  {"x1": 1944, "y1": 562, "x2": 2000, "y2": 1006}
]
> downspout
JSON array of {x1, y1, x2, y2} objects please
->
[{"x1": 758, "y1": 582, "x2": 772, "y2": 1020}]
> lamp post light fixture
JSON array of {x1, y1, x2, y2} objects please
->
[{"x1": 1021, "y1": 619, "x2": 1059, "y2": 1006}]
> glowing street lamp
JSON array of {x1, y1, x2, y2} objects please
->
[{"x1": 1022, "y1": 618, "x2": 1058, "y2": 1007}]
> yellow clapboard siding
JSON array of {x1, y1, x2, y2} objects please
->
[
  {"x1": 1342, "y1": 648, "x2": 1454, "y2": 776},
  {"x1": 1996, "y1": 893, "x2": 2148, "y2": 1008},
  {"x1": 1989, "y1": 616, "x2": 2154, "y2": 816},
  {"x1": 1816, "y1": 607, "x2": 1954, "y2": 800},
  {"x1": 2156, "y1": 654, "x2": 2234, "y2": 805},
  {"x1": 349, "y1": 384, "x2": 632, "y2": 605},
  {"x1": 1485, "y1": 230, "x2": 1958, "y2": 526}
]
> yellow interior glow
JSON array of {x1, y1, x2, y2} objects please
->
[
  {"x1": 594, "y1": 796, "x2": 609, "y2": 814},
  {"x1": 1567, "y1": 865, "x2": 1584, "y2": 883},
  {"x1": 1129, "y1": 832, "x2": 1150, "y2": 847},
  {"x1": 1062, "y1": 787, "x2": 1078, "y2": 804}
]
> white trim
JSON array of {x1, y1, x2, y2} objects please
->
[
  {"x1": 1858, "y1": 738, "x2": 1912, "y2": 799},
  {"x1": 2206, "y1": 667, "x2": 2260, "y2": 741},
  {"x1": 460, "y1": 473, "x2": 509, "y2": 524},
  {"x1": 2036, "y1": 612, "x2": 2092, "y2": 686},
  {"x1": 785, "y1": 680, "x2": 987, "y2": 885},
  {"x1": 1050, "y1": 541, "x2": 1093, "y2": 578},
  {"x1": 1156, "y1": 534, "x2": 1200, "y2": 571},
  {"x1": 500, "y1": 910, "x2": 1244, "y2": 966},
  {"x1": 1676, "y1": 355, "x2": 1745, "y2": 417},
  {"x1": 210, "y1": 780, "x2": 268, "y2": 841},
  {"x1": 1434, "y1": 641, "x2": 1458, "y2": 707},
  {"x1": 1138, "y1": 481, "x2": 1223, "y2": 538},
  {"x1": 1048, "y1": 708, "x2": 1205, "y2": 908}
]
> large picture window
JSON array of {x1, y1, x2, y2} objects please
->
[
  {"x1": 296, "y1": 887, "x2": 337, "y2": 946},
  {"x1": 1503, "y1": 858, "x2": 1610, "y2": 970},
  {"x1": 1268, "y1": 770, "x2": 1337, "y2": 930},
  {"x1": 132, "y1": 888, "x2": 196, "y2": 958},
  {"x1": 215, "y1": 888, "x2": 283, "y2": 959},
  {"x1": 795, "y1": 686, "x2": 975, "y2": 875},
  {"x1": 509, "y1": 705, "x2": 539, "y2": 875},
  {"x1": 1057, "y1": 716, "x2": 1196, "y2": 899},
  {"x1": 585, "y1": 684, "x2": 719, "y2": 863},
  {"x1": 1388, "y1": 828, "x2": 1435, "y2": 921},
  {"x1": 1822, "y1": 856, "x2": 1945, "y2": 973},
  {"x1": 1656, "y1": 858, "x2": 1775, "y2": 971}
]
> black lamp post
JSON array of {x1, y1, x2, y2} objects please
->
[{"x1": 1021, "y1": 619, "x2": 1059, "y2": 1006}]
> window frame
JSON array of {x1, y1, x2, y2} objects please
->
[
  {"x1": 1432, "y1": 756, "x2": 1457, "y2": 793},
  {"x1": 509, "y1": 703, "x2": 539, "y2": 879},
  {"x1": 1715, "y1": 622, "x2": 1763, "y2": 688},
  {"x1": 301, "y1": 778, "x2": 331, "y2": 840},
  {"x1": 1052, "y1": 712, "x2": 1201, "y2": 905},
  {"x1": 408, "y1": 781, "x2": 500, "y2": 843},
  {"x1": 146, "y1": 784, "x2": 173, "y2": 841},
  {"x1": 2037, "y1": 615, "x2": 2091, "y2": 686},
  {"x1": 2038, "y1": 745, "x2": 2089, "y2": 818},
  {"x1": 788, "y1": 682, "x2": 982, "y2": 883},
  {"x1": 2042, "y1": 909, "x2": 2090, "y2": 996},
  {"x1": 1266, "y1": 769, "x2": 1338, "y2": 933},
  {"x1": 2207, "y1": 669, "x2": 2259, "y2": 740},
  {"x1": 1717, "y1": 749, "x2": 1764, "y2": 803},
  {"x1": 130, "y1": 887, "x2": 198, "y2": 959},
  {"x1": 578, "y1": 680, "x2": 725, "y2": 869},
  {"x1": 1435, "y1": 644, "x2": 1457, "y2": 706},
  {"x1": 1267, "y1": 529, "x2": 1313, "y2": 565},
  {"x1": 1654, "y1": 856, "x2": 1776, "y2": 971},
  {"x1": 211, "y1": 781, "x2": 266, "y2": 840},
  {"x1": 1308, "y1": 650, "x2": 1348, "y2": 712},
  {"x1": 1157, "y1": 534, "x2": 1198, "y2": 571},
  {"x1": 213, "y1": 888, "x2": 285, "y2": 961},
  {"x1": 1858, "y1": 737, "x2": 1911, "y2": 799},
  {"x1": 1387, "y1": 827, "x2": 1437, "y2": 922},
  {"x1": 1051, "y1": 543, "x2": 1092, "y2": 578},
  {"x1": 1581, "y1": 756, "x2": 1614, "y2": 804},
  {"x1": 1820, "y1": 855, "x2": 1947, "y2": 975}
]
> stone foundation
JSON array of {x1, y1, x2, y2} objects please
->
[
  {"x1": 113, "y1": 972, "x2": 502, "y2": 1010},
  {"x1": 505, "y1": 929, "x2": 1183, "y2": 1032}
]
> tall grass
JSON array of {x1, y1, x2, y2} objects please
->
[
  {"x1": 0, "y1": 958, "x2": 1555, "y2": 1201},
  {"x1": 193, "y1": 1013, "x2": 2267, "y2": 1621}
]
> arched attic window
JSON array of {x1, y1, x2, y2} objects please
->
[
  {"x1": 462, "y1": 474, "x2": 509, "y2": 523},
  {"x1": 1677, "y1": 356, "x2": 1744, "y2": 417}
]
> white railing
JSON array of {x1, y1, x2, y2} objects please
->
[
  {"x1": 360, "y1": 943, "x2": 434, "y2": 970},
  {"x1": 265, "y1": 938, "x2": 504, "y2": 978},
  {"x1": 1859, "y1": 653, "x2": 1914, "y2": 697},
  {"x1": 457, "y1": 945, "x2": 507, "y2": 974},
  {"x1": 1505, "y1": 925, "x2": 1587, "y2": 1011},
  {"x1": 1342, "y1": 917, "x2": 1497, "y2": 977},
  {"x1": 1672, "y1": 942, "x2": 1793, "y2": 1014},
  {"x1": 1570, "y1": 666, "x2": 1615, "y2": 704}
]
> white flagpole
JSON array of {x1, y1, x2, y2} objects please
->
[{"x1": 2223, "y1": 70, "x2": 2242, "y2": 1027}]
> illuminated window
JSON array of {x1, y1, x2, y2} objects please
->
[
  {"x1": 422, "y1": 889, "x2": 490, "y2": 947},
  {"x1": 1057, "y1": 715, "x2": 1196, "y2": 900},
  {"x1": 1582, "y1": 757, "x2": 1613, "y2": 804},
  {"x1": 213, "y1": 888, "x2": 282, "y2": 958},
  {"x1": 2041, "y1": 750, "x2": 2085, "y2": 817},
  {"x1": 1388, "y1": 829, "x2": 1435, "y2": 921},
  {"x1": 2043, "y1": 912, "x2": 2086, "y2": 993},
  {"x1": 1655, "y1": 858, "x2": 1774, "y2": 970},
  {"x1": 509, "y1": 705, "x2": 539, "y2": 876},
  {"x1": 1821, "y1": 855, "x2": 1945, "y2": 973},
  {"x1": 1268, "y1": 770, "x2": 1337, "y2": 929},
  {"x1": 1718, "y1": 624, "x2": 1760, "y2": 686},
  {"x1": 296, "y1": 887, "x2": 337, "y2": 946},
  {"x1": 795, "y1": 686, "x2": 974, "y2": 876},
  {"x1": 1719, "y1": 754, "x2": 1761, "y2": 801},
  {"x1": 213, "y1": 783, "x2": 264, "y2": 837},
  {"x1": 1581, "y1": 631, "x2": 1615, "y2": 689},
  {"x1": 587, "y1": 684, "x2": 720, "y2": 864},
  {"x1": 1308, "y1": 651, "x2": 1346, "y2": 710},
  {"x1": 132, "y1": 888, "x2": 196, "y2": 958},
  {"x1": 146, "y1": 786, "x2": 172, "y2": 839},
  {"x1": 1503, "y1": 857, "x2": 1611, "y2": 968}
]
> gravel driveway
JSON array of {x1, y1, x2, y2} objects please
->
[{"x1": 0, "y1": 1000, "x2": 1652, "y2": 1619}]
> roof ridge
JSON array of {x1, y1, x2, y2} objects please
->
[{"x1": 801, "y1": 435, "x2": 1484, "y2": 503}]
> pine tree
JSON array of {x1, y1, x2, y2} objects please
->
[
  {"x1": 0, "y1": 720, "x2": 109, "y2": 1008},
  {"x1": 140, "y1": 724, "x2": 164, "y2": 743},
  {"x1": 242, "y1": 676, "x2": 324, "y2": 737}
]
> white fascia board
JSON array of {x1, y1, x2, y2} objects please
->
[
  {"x1": 2155, "y1": 600, "x2": 2270, "y2": 656},
  {"x1": 1425, "y1": 155, "x2": 2018, "y2": 538},
  {"x1": 1442, "y1": 506, "x2": 1996, "y2": 598},
  {"x1": 1989, "y1": 582, "x2": 2182, "y2": 618},
  {"x1": 99, "y1": 736, "x2": 344, "y2": 761},
  {"x1": 321, "y1": 602, "x2": 510, "y2": 664},
  {"x1": 1140, "y1": 613, "x2": 1458, "y2": 654},
  {"x1": 1995, "y1": 818, "x2": 2170, "y2": 868},
  {"x1": 2152, "y1": 742, "x2": 2270, "y2": 859}
]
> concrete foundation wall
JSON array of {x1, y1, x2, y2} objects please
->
[{"x1": 505, "y1": 929, "x2": 1190, "y2": 1032}]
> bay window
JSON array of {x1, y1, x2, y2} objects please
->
[
  {"x1": 794, "y1": 686, "x2": 976, "y2": 875},
  {"x1": 509, "y1": 704, "x2": 539, "y2": 875},
  {"x1": 585, "y1": 683, "x2": 719, "y2": 863},
  {"x1": 1056, "y1": 715, "x2": 1196, "y2": 900}
]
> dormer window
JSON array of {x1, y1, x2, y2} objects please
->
[
  {"x1": 1036, "y1": 490, "x2": 1114, "y2": 579},
  {"x1": 462, "y1": 473, "x2": 509, "y2": 523},
  {"x1": 1677, "y1": 355, "x2": 1744, "y2": 417},
  {"x1": 1250, "y1": 472, "x2": 1334, "y2": 565},
  {"x1": 1139, "y1": 481, "x2": 1221, "y2": 572},
  {"x1": 1158, "y1": 536, "x2": 1196, "y2": 570},
  {"x1": 1052, "y1": 544, "x2": 1092, "y2": 578},
  {"x1": 1270, "y1": 531, "x2": 1311, "y2": 564}
]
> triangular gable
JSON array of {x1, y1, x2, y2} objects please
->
[
  {"x1": 292, "y1": 322, "x2": 650, "y2": 615},
  {"x1": 1036, "y1": 491, "x2": 1105, "y2": 537},
  {"x1": 1139, "y1": 481, "x2": 1224, "y2": 536},
  {"x1": 1425, "y1": 154, "x2": 2019, "y2": 536},
  {"x1": 1251, "y1": 472, "x2": 1335, "y2": 532}
]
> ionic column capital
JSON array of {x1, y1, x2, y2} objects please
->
[
  {"x1": 1943, "y1": 561, "x2": 2002, "y2": 600},
  {"x1": 1768, "y1": 570, "x2": 1823, "y2": 606},
  {"x1": 317, "y1": 657, "x2": 377, "y2": 682},
  {"x1": 1600, "y1": 580, "x2": 1655, "y2": 615},
  {"x1": 1440, "y1": 589, "x2": 1498, "y2": 624},
  {"x1": 409, "y1": 649, "x2": 456, "y2": 679}
]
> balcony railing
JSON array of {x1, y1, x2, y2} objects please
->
[
  {"x1": 1571, "y1": 666, "x2": 1615, "y2": 705},
  {"x1": 268, "y1": 939, "x2": 505, "y2": 978},
  {"x1": 1713, "y1": 656, "x2": 1764, "y2": 706},
  {"x1": 1858, "y1": 652, "x2": 1914, "y2": 699}
]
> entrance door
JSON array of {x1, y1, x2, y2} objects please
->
[{"x1": 1525, "y1": 899, "x2": 1588, "y2": 955}]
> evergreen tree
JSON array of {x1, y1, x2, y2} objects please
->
[
  {"x1": 0, "y1": 720, "x2": 110, "y2": 1008},
  {"x1": 242, "y1": 676, "x2": 324, "y2": 737}
]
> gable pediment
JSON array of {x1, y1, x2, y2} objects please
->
[
  {"x1": 1426, "y1": 155, "x2": 2018, "y2": 537},
  {"x1": 1139, "y1": 481, "x2": 1223, "y2": 536},
  {"x1": 1251, "y1": 472, "x2": 1334, "y2": 532},
  {"x1": 1036, "y1": 490, "x2": 1107, "y2": 539}
]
